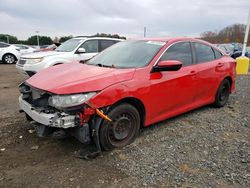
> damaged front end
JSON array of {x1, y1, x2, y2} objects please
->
[{"x1": 18, "y1": 82, "x2": 109, "y2": 146}]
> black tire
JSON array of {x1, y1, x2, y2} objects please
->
[
  {"x1": 214, "y1": 79, "x2": 231, "y2": 108},
  {"x1": 3, "y1": 54, "x2": 16, "y2": 64},
  {"x1": 100, "y1": 103, "x2": 140, "y2": 151}
]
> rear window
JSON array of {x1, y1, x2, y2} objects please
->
[
  {"x1": 15, "y1": 45, "x2": 28, "y2": 49},
  {"x1": 194, "y1": 42, "x2": 215, "y2": 63},
  {"x1": 0, "y1": 42, "x2": 10, "y2": 48},
  {"x1": 213, "y1": 48, "x2": 223, "y2": 59}
]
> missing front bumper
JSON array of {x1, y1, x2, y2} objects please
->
[
  {"x1": 19, "y1": 96, "x2": 77, "y2": 128},
  {"x1": 32, "y1": 122, "x2": 90, "y2": 144},
  {"x1": 19, "y1": 96, "x2": 91, "y2": 143}
]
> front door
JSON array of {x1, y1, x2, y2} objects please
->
[
  {"x1": 74, "y1": 40, "x2": 99, "y2": 61},
  {"x1": 150, "y1": 41, "x2": 198, "y2": 123}
]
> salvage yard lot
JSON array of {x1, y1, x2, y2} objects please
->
[{"x1": 0, "y1": 65, "x2": 249, "y2": 187}]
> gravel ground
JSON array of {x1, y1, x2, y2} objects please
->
[{"x1": 0, "y1": 65, "x2": 249, "y2": 187}]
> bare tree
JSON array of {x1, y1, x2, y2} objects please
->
[{"x1": 200, "y1": 24, "x2": 249, "y2": 45}]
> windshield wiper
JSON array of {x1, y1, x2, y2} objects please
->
[
  {"x1": 85, "y1": 62, "x2": 116, "y2": 68},
  {"x1": 96, "y1": 63, "x2": 116, "y2": 68}
]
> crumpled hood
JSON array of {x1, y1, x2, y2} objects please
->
[
  {"x1": 26, "y1": 62, "x2": 135, "y2": 94},
  {"x1": 21, "y1": 51, "x2": 67, "y2": 59}
]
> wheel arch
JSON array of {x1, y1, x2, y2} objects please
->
[
  {"x1": 2, "y1": 53, "x2": 17, "y2": 61},
  {"x1": 224, "y1": 76, "x2": 232, "y2": 87},
  {"x1": 224, "y1": 75, "x2": 233, "y2": 93},
  {"x1": 113, "y1": 97, "x2": 146, "y2": 128}
]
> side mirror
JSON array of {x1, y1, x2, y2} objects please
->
[
  {"x1": 151, "y1": 60, "x2": 182, "y2": 73},
  {"x1": 77, "y1": 48, "x2": 86, "y2": 54}
]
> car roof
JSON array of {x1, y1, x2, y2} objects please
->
[
  {"x1": 73, "y1": 36, "x2": 124, "y2": 41},
  {"x1": 130, "y1": 37, "x2": 226, "y2": 55},
  {"x1": 14, "y1": 44, "x2": 29, "y2": 47},
  {"x1": 133, "y1": 37, "x2": 209, "y2": 43}
]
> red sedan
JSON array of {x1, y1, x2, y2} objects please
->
[{"x1": 19, "y1": 37, "x2": 236, "y2": 158}]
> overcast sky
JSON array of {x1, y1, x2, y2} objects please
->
[{"x1": 0, "y1": 0, "x2": 249, "y2": 40}]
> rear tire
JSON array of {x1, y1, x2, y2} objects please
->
[
  {"x1": 214, "y1": 79, "x2": 231, "y2": 108},
  {"x1": 3, "y1": 54, "x2": 16, "y2": 64},
  {"x1": 99, "y1": 103, "x2": 140, "y2": 151}
]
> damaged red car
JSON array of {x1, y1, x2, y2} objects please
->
[{"x1": 19, "y1": 38, "x2": 236, "y2": 158}]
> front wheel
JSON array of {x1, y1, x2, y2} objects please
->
[
  {"x1": 3, "y1": 54, "x2": 16, "y2": 64},
  {"x1": 99, "y1": 103, "x2": 140, "y2": 151},
  {"x1": 213, "y1": 79, "x2": 231, "y2": 107}
]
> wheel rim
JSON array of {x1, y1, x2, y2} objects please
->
[
  {"x1": 4, "y1": 55, "x2": 15, "y2": 64},
  {"x1": 219, "y1": 84, "x2": 229, "y2": 102},
  {"x1": 108, "y1": 113, "x2": 136, "y2": 147}
]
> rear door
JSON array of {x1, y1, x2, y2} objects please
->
[{"x1": 192, "y1": 42, "x2": 224, "y2": 104}]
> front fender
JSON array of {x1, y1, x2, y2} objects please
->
[{"x1": 88, "y1": 83, "x2": 130, "y2": 109}]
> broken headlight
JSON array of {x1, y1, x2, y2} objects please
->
[{"x1": 49, "y1": 92, "x2": 96, "y2": 109}]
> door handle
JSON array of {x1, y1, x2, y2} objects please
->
[
  {"x1": 216, "y1": 63, "x2": 224, "y2": 68},
  {"x1": 190, "y1": 70, "x2": 196, "y2": 75}
]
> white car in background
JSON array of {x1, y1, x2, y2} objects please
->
[
  {"x1": 16, "y1": 37, "x2": 123, "y2": 76},
  {"x1": 14, "y1": 44, "x2": 37, "y2": 55},
  {"x1": 0, "y1": 42, "x2": 21, "y2": 64}
]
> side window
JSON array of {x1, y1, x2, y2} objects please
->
[
  {"x1": 194, "y1": 43, "x2": 215, "y2": 63},
  {"x1": 160, "y1": 42, "x2": 193, "y2": 66},
  {"x1": 17, "y1": 45, "x2": 27, "y2": 49},
  {"x1": 80, "y1": 40, "x2": 98, "y2": 53},
  {"x1": 213, "y1": 48, "x2": 223, "y2": 59},
  {"x1": 99, "y1": 40, "x2": 116, "y2": 52},
  {"x1": 0, "y1": 43, "x2": 10, "y2": 48}
]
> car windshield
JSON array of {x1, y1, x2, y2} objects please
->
[
  {"x1": 87, "y1": 40, "x2": 165, "y2": 68},
  {"x1": 55, "y1": 39, "x2": 83, "y2": 52}
]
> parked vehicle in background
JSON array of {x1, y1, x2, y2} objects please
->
[
  {"x1": 216, "y1": 43, "x2": 250, "y2": 59},
  {"x1": 231, "y1": 51, "x2": 250, "y2": 59},
  {"x1": 18, "y1": 38, "x2": 236, "y2": 158},
  {"x1": 36, "y1": 43, "x2": 61, "y2": 52},
  {"x1": 14, "y1": 44, "x2": 37, "y2": 55},
  {"x1": 16, "y1": 37, "x2": 123, "y2": 76},
  {"x1": 215, "y1": 43, "x2": 234, "y2": 54},
  {"x1": 0, "y1": 42, "x2": 21, "y2": 64}
]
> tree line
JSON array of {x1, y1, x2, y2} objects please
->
[
  {"x1": 1, "y1": 24, "x2": 248, "y2": 46},
  {"x1": 0, "y1": 33, "x2": 126, "y2": 45},
  {"x1": 200, "y1": 23, "x2": 249, "y2": 45}
]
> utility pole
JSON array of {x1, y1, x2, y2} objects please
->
[
  {"x1": 6, "y1": 35, "x2": 9, "y2": 44},
  {"x1": 35, "y1": 31, "x2": 40, "y2": 47},
  {"x1": 236, "y1": 8, "x2": 250, "y2": 75},
  {"x1": 144, "y1": 26, "x2": 146, "y2": 37},
  {"x1": 242, "y1": 8, "x2": 250, "y2": 56}
]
